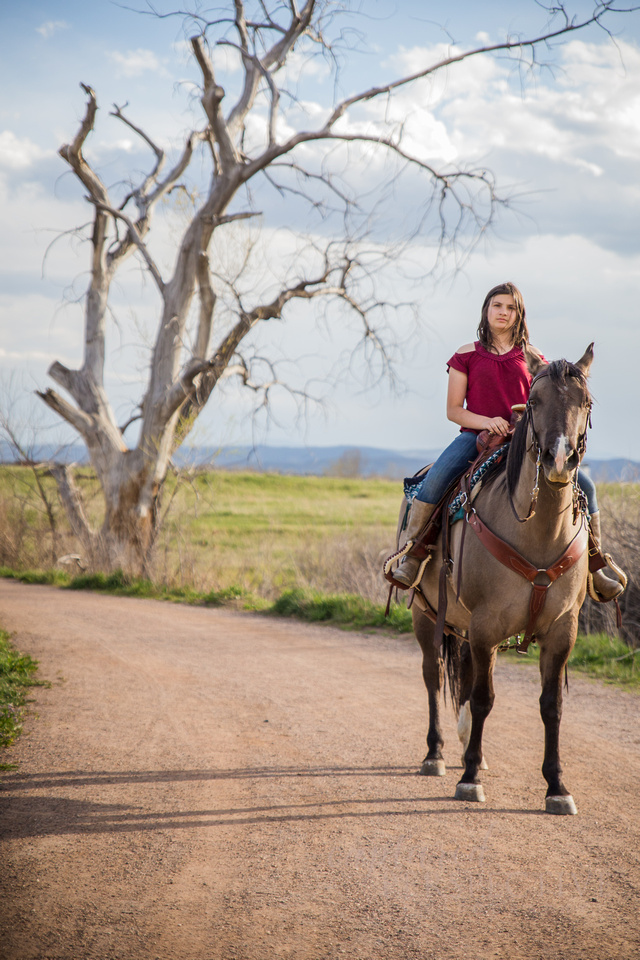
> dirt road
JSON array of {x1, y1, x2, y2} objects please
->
[{"x1": 1, "y1": 579, "x2": 639, "y2": 960}]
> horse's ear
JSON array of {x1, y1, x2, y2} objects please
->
[
  {"x1": 575, "y1": 342, "x2": 594, "y2": 377},
  {"x1": 524, "y1": 344, "x2": 547, "y2": 378}
]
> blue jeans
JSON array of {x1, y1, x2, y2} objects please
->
[
  {"x1": 416, "y1": 432, "x2": 598, "y2": 514},
  {"x1": 415, "y1": 432, "x2": 478, "y2": 503},
  {"x1": 577, "y1": 468, "x2": 597, "y2": 515}
]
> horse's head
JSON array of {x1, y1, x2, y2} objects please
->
[{"x1": 525, "y1": 343, "x2": 593, "y2": 485}]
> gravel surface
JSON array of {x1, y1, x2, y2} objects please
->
[{"x1": 1, "y1": 579, "x2": 639, "y2": 960}]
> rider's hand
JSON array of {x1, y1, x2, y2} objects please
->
[{"x1": 484, "y1": 416, "x2": 510, "y2": 437}]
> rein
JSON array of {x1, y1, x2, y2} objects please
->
[{"x1": 506, "y1": 366, "x2": 592, "y2": 524}]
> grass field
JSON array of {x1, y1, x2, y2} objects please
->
[
  {"x1": 0, "y1": 465, "x2": 638, "y2": 690},
  {"x1": 0, "y1": 466, "x2": 402, "y2": 602},
  {"x1": 157, "y1": 471, "x2": 401, "y2": 601}
]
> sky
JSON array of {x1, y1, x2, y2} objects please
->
[{"x1": 1, "y1": 0, "x2": 640, "y2": 462}]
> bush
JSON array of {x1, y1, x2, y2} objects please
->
[{"x1": 579, "y1": 485, "x2": 640, "y2": 646}]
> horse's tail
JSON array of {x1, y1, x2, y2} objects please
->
[{"x1": 442, "y1": 633, "x2": 463, "y2": 718}]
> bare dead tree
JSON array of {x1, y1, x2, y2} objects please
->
[{"x1": 37, "y1": 0, "x2": 640, "y2": 573}]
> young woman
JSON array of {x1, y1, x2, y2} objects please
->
[{"x1": 393, "y1": 281, "x2": 624, "y2": 600}]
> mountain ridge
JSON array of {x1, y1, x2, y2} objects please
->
[{"x1": 2, "y1": 441, "x2": 638, "y2": 482}]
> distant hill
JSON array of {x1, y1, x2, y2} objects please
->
[
  {"x1": 1, "y1": 441, "x2": 638, "y2": 483},
  {"x1": 176, "y1": 444, "x2": 444, "y2": 479}
]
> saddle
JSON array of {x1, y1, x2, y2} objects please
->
[{"x1": 384, "y1": 426, "x2": 511, "y2": 587}]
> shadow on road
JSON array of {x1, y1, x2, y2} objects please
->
[{"x1": 0, "y1": 765, "x2": 546, "y2": 839}]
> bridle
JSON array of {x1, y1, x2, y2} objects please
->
[{"x1": 508, "y1": 366, "x2": 592, "y2": 524}]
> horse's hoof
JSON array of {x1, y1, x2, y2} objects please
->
[
  {"x1": 419, "y1": 758, "x2": 446, "y2": 777},
  {"x1": 462, "y1": 754, "x2": 489, "y2": 770},
  {"x1": 455, "y1": 781, "x2": 485, "y2": 802},
  {"x1": 546, "y1": 794, "x2": 578, "y2": 816}
]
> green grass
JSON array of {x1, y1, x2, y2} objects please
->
[
  {"x1": 0, "y1": 567, "x2": 410, "y2": 631},
  {"x1": 269, "y1": 587, "x2": 413, "y2": 632},
  {"x1": 504, "y1": 631, "x2": 640, "y2": 688},
  {"x1": 0, "y1": 466, "x2": 402, "y2": 600},
  {"x1": 0, "y1": 566, "x2": 637, "y2": 691},
  {"x1": 0, "y1": 466, "x2": 638, "y2": 690},
  {"x1": 157, "y1": 470, "x2": 400, "y2": 595},
  {"x1": 0, "y1": 567, "x2": 68, "y2": 586},
  {"x1": 0, "y1": 630, "x2": 48, "y2": 767},
  {"x1": 4, "y1": 566, "x2": 635, "y2": 687}
]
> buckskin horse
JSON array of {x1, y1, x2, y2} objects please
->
[{"x1": 405, "y1": 344, "x2": 596, "y2": 815}]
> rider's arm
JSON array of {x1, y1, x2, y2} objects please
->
[{"x1": 446, "y1": 365, "x2": 511, "y2": 436}]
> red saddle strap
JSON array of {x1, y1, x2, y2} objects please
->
[{"x1": 466, "y1": 510, "x2": 588, "y2": 653}]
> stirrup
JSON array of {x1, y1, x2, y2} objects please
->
[
  {"x1": 587, "y1": 553, "x2": 627, "y2": 603},
  {"x1": 383, "y1": 540, "x2": 413, "y2": 577},
  {"x1": 400, "y1": 554, "x2": 432, "y2": 589},
  {"x1": 383, "y1": 543, "x2": 432, "y2": 589}
]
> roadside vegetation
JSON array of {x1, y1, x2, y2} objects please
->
[
  {"x1": 0, "y1": 465, "x2": 638, "y2": 691},
  {"x1": 0, "y1": 629, "x2": 48, "y2": 768}
]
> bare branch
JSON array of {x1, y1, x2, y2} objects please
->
[
  {"x1": 36, "y1": 388, "x2": 94, "y2": 437},
  {"x1": 111, "y1": 100, "x2": 165, "y2": 197},
  {"x1": 147, "y1": 132, "x2": 198, "y2": 205},
  {"x1": 58, "y1": 84, "x2": 109, "y2": 205},
  {"x1": 222, "y1": 39, "x2": 282, "y2": 145},
  {"x1": 195, "y1": 250, "x2": 216, "y2": 360},
  {"x1": 49, "y1": 463, "x2": 98, "y2": 558},
  {"x1": 322, "y1": 5, "x2": 640, "y2": 130},
  {"x1": 226, "y1": 0, "x2": 314, "y2": 137},
  {"x1": 89, "y1": 199, "x2": 166, "y2": 293},
  {"x1": 191, "y1": 34, "x2": 239, "y2": 170}
]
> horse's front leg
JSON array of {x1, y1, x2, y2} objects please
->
[
  {"x1": 539, "y1": 615, "x2": 579, "y2": 815},
  {"x1": 455, "y1": 642, "x2": 497, "y2": 802}
]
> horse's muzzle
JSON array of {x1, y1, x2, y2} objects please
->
[{"x1": 542, "y1": 437, "x2": 580, "y2": 484}]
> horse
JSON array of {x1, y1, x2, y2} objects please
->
[{"x1": 410, "y1": 344, "x2": 594, "y2": 815}]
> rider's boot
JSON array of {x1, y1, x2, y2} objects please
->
[
  {"x1": 589, "y1": 511, "x2": 626, "y2": 601},
  {"x1": 393, "y1": 499, "x2": 437, "y2": 588}
]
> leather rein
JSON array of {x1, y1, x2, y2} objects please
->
[{"x1": 507, "y1": 365, "x2": 592, "y2": 524}]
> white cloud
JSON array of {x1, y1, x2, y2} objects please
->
[
  {"x1": 0, "y1": 131, "x2": 47, "y2": 169},
  {"x1": 373, "y1": 38, "x2": 640, "y2": 179},
  {"x1": 280, "y1": 48, "x2": 332, "y2": 85},
  {"x1": 36, "y1": 21, "x2": 69, "y2": 39},
  {"x1": 107, "y1": 48, "x2": 166, "y2": 78}
]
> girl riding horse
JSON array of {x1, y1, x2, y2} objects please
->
[{"x1": 393, "y1": 281, "x2": 625, "y2": 601}]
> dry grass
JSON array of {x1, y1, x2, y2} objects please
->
[
  {"x1": 0, "y1": 465, "x2": 637, "y2": 645},
  {"x1": 579, "y1": 484, "x2": 640, "y2": 645},
  {"x1": 150, "y1": 471, "x2": 399, "y2": 605},
  {"x1": 0, "y1": 466, "x2": 400, "y2": 606}
]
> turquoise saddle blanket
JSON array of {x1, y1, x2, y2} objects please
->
[{"x1": 402, "y1": 444, "x2": 508, "y2": 523}]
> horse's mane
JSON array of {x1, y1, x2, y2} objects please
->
[{"x1": 502, "y1": 359, "x2": 589, "y2": 496}]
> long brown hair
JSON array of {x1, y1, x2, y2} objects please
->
[{"x1": 477, "y1": 282, "x2": 529, "y2": 352}]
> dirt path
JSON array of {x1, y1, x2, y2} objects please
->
[{"x1": 0, "y1": 579, "x2": 639, "y2": 960}]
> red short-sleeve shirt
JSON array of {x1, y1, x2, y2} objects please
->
[{"x1": 447, "y1": 342, "x2": 542, "y2": 433}]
